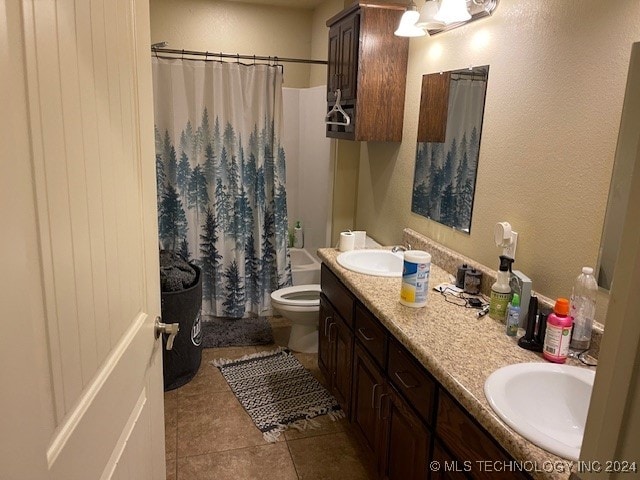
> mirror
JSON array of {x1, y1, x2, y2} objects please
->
[{"x1": 411, "y1": 66, "x2": 489, "y2": 232}]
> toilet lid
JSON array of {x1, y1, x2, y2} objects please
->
[{"x1": 271, "y1": 284, "x2": 321, "y2": 307}]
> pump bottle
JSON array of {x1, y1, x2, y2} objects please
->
[{"x1": 489, "y1": 255, "x2": 513, "y2": 321}]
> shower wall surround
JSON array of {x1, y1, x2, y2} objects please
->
[{"x1": 282, "y1": 86, "x2": 333, "y2": 256}]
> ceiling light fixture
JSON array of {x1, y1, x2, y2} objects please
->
[
  {"x1": 434, "y1": 0, "x2": 471, "y2": 24},
  {"x1": 396, "y1": 0, "x2": 498, "y2": 38},
  {"x1": 416, "y1": 0, "x2": 445, "y2": 30},
  {"x1": 394, "y1": 1, "x2": 427, "y2": 37}
]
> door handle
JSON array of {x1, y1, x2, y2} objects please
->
[
  {"x1": 378, "y1": 393, "x2": 389, "y2": 420},
  {"x1": 155, "y1": 317, "x2": 179, "y2": 350},
  {"x1": 371, "y1": 383, "x2": 380, "y2": 408},
  {"x1": 324, "y1": 316, "x2": 333, "y2": 337}
]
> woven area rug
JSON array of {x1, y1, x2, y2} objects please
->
[
  {"x1": 201, "y1": 316, "x2": 274, "y2": 348},
  {"x1": 212, "y1": 349, "x2": 344, "y2": 441}
]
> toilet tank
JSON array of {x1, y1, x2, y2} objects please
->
[{"x1": 290, "y1": 248, "x2": 321, "y2": 285}]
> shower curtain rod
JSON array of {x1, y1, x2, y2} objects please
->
[{"x1": 151, "y1": 47, "x2": 328, "y2": 66}]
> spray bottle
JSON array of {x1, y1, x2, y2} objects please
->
[{"x1": 489, "y1": 255, "x2": 514, "y2": 322}]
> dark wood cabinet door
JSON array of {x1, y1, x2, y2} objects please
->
[
  {"x1": 351, "y1": 342, "x2": 385, "y2": 460},
  {"x1": 327, "y1": 22, "x2": 341, "y2": 99},
  {"x1": 381, "y1": 385, "x2": 430, "y2": 480},
  {"x1": 431, "y1": 441, "x2": 470, "y2": 480},
  {"x1": 337, "y1": 12, "x2": 358, "y2": 101},
  {"x1": 318, "y1": 295, "x2": 334, "y2": 382},
  {"x1": 332, "y1": 314, "x2": 354, "y2": 416}
]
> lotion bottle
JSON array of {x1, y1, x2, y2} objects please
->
[
  {"x1": 489, "y1": 255, "x2": 513, "y2": 321},
  {"x1": 543, "y1": 298, "x2": 573, "y2": 363},
  {"x1": 293, "y1": 221, "x2": 304, "y2": 248}
]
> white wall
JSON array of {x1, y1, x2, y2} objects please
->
[{"x1": 283, "y1": 86, "x2": 333, "y2": 256}]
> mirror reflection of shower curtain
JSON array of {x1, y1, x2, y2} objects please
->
[
  {"x1": 412, "y1": 69, "x2": 488, "y2": 232},
  {"x1": 152, "y1": 57, "x2": 291, "y2": 318}
]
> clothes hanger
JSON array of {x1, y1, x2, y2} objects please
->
[{"x1": 325, "y1": 89, "x2": 351, "y2": 126}]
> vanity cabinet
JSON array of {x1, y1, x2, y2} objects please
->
[
  {"x1": 319, "y1": 265, "x2": 355, "y2": 416},
  {"x1": 319, "y1": 262, "x2": 532, "y2": 480},
  {"x1": 325, "y1": 2, "x2": 409, "y2": 141}
]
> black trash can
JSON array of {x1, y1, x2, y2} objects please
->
[{"x1": 161, "y1": 265, "x2": 203, "y2": 391}]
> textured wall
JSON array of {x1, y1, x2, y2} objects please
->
[
  {"x1": 356, "y1": 0, "x2": 640, "y2": 307},
  {"x1": 310, "y1": 0, "x2": 343, "y2": 87},
  {"x1": 149, "y1": 0, "x2": 314, "y2": 88}
]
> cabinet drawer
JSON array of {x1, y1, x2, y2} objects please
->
[
  {"x1": 387, "y1": 339, "x2": 436, "y2": 426},
  {"x1": 436, "y1": 391, "x2": 530, "y2": 480},
  {"x1": 355, "y1": 303, "x2": 387, "y2": 367},
  {"x1": 321, "y1": 263, "x2": 355, "y2": 327}
]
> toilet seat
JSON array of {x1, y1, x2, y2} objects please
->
[{"x1": 270, "y1": 284, "x2": 321, "y2": 307}]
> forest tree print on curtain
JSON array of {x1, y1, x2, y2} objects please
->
[
  {"x1": 153, "y1": 58, "x2": 291, "y2": 318},
  {"x1": 412, "y1": 67, "x2": 489, "y2": 233}
]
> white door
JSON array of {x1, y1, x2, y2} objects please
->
[{"x1": 0, "y1": 1, "x2": 165, "y2": 479}]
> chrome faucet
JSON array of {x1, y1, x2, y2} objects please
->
[{"x1": 391, "y1": 244, "x2": 412, "y2": 253}]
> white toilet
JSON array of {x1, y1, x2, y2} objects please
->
[{"x1": 270, "y1": 284, "x2": 321, "y2": 353}]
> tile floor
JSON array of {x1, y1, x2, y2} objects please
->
[{"x1": 164, "y1": 317, "x2": 376, "y2": 480}]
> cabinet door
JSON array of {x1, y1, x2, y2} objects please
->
[
  {"x1": 318, "y1": 294, "x2": 334, "y2": 382},
  {"x1": 381, "y1": 385, "x2": 430, "y2": 480},
  {"x1": 337, "y1": 12, "x2": 359, "y2": 101},
  {"x1": 327, "y1": 22, "x2": 341, "y2": 100},
  {"x1": 332, "y1": 314, "x2": 354, "y2": 416},
  {"x1": 352, "y1": 342, "x2": 385, "y2": 461},
  {"x1": 431, "y1": 441, "x2": 470, "y2": 480}
]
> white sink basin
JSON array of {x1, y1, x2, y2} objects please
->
[
  {"x1": 484, "y1": 363, "x2": 595, "y2": 461},
  {"x1": 336, "y1": 249, "x2": 404, "y2": 277}
]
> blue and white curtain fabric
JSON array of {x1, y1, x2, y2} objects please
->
[{"x1": 152, "y1": 57, "x2": 291, "y2": 317}]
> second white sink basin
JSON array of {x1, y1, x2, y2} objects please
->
[
  {"x1": 336, "y1": 249, "x2": 404, "y2": 277},
  {"x1": 484, "y1": 362, "x2": 595, "y2": 461}
]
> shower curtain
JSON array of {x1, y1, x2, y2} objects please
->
[{"x1": 152, "y1": 57, "x2": 291, "y2": 317}]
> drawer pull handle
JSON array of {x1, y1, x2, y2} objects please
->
[
  {"x1": 357, "y1": 327, "x2": 374, "y2": 341},
  {"x1": 394, "y1": 370, "x2": 419, "y2": 389},
  {"x1": 371, "y1": 383, "x2": 380, "y2": 408}
]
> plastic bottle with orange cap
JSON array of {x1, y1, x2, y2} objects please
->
[{"x1": 542, "y1": 298, "x2": 573, "y2": 363}]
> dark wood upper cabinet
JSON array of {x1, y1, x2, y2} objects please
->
[
  {"x1": 325, "y1": 2, "x2": 409, "y2": 141},
  {"x1": 417, "y1": 72, "x2": 451, "y2": 143}
]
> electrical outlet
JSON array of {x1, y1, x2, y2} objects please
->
[{"x1": 504, "y1": 231, "x2": 518, "y2": 259}]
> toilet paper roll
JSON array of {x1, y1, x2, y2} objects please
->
[
  {"x1": 353, "y1": 231, "x2": 366, "y2": 249},
  {"x1": 339, "y1": 231, "x2": 355, "y2": 252}
]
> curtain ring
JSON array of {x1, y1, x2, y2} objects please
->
[
  {"x1": 253, "y1": 55, "x2": 256, "y2": 65},
  {"x1": 236, "y1": 53, "x2": 240, "y2": 64},
  {"x1": 205, "y1": 51, "x2": 209, "y2": 61},
  {"x1": 219, "y1": 52, "x2": 223, "y2": 62},
  {"x1": 181, "y1": 49, "x2": 184, "y2": 60}
]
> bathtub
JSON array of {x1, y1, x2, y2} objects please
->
[{"x1": 290, "y1": 248, "x2": 320, "y2": 285}]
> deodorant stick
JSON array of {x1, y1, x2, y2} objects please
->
[{"x1": 400, "y1": 250, "x2": 432, "y2": 308}]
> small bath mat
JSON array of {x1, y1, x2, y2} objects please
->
[
  {"x1": 211, "y1": 349, "x2": 344, "y2": 442},
  {"x1": 201, "y1": 315, "x2": 274, "y2": 348}
]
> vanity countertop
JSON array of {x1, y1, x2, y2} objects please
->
[{"x1": 318, "y1": 247, "x2": 587, "y2": 480}]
